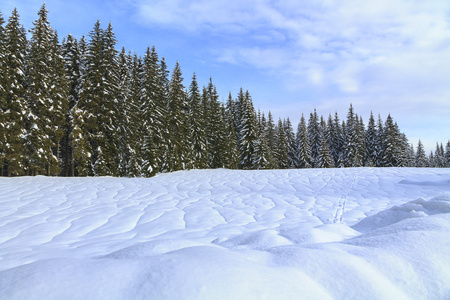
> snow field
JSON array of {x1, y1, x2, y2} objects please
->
[{"x1": 0, "y1": 168, "x2": 449, "y2": 299}]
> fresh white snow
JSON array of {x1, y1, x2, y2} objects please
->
[{"x1": 0, "y1": 168, "x2": 449, "y2": 300}]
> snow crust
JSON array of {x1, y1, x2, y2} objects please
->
[{"x1": 0, "y1": 168, "x2": 449, "y2": 299}]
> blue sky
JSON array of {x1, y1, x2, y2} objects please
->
[{"x1": 2, "y1": 0, "x2": 450, "y2": 152}]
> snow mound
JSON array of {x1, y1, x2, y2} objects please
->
[
  {"x1": 278, "y1": 223, "x2": 360, "y2": 244},
  {"x1": 352, "y1": 193, "x2": 450, "y2": 233},
  {"x1": 0, "y1": 168, "x2": 450, "y2": 299},
  {"x1": 0, "y1": 245, "x2": 332, "y2": 300},
  {"x1": 213, "y1": 229, "x2": 293, "y2": 250}
]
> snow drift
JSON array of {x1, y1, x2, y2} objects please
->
[{"x1": 0, "y1": 168, "x2": 449, "y2": 299}]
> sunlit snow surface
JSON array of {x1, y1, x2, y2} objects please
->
[{"x1": 1, "y1": 168, "x2": 450, "y2": 300}]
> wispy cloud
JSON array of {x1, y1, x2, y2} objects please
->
[{"x1": 126, "y1": 0, "x2": 450, "y2": 148}]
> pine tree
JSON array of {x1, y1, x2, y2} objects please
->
[
  {"x1": 374, "y1": 114, "x2": 385, "y2": 167},
  {"x1": 356, "y1": 116, "x2": 366, "y2": 166},
  {"x1": 95, "y1": 22, "x2": 120, "y2": 176},
  {"x1": 116, "y1": 49, "x2": 134, "y2": 176},
  {"x1": 166, "y1": 61, "x2": 188, "y2": 171},
  {"x1": 68, "y1": 35, "x2": 90, "y2": 176},
  {"x1": 308, "y1": 109, "x2": 321, "y2": 168},
  {"x1": 383, "y1": 114, "x2": 404, "y2": 167},
  {"x1": 188, "y1": 73, "x2": 207, "y2": 169},
  {"x1": 141, "y1": 47, "x2": 166, "y2": 176},
  {"x1": 49, "y1": 31, "x2": 69, "y2": 173},
  {"x1": 157, "y1": 57, "x2": 170, "y2": 172},
  {"x1": 26, "y1": 4, "x2": 68, "y2": 175},
  {"x1": 76, "y1": 20, "x2": 103, "y2": 175},
  {"x1": 332, "y1": 112, "x2": 345, "y2": 167},
  {"x1": 428, "y1": 151, "x2": 435, "y2": 167},
  {"x1": 252, "y1": 111, "x2": 270, "y2": 169},
  {"x1": 343, "y1": 104, "x2": 363, "y2": 167},
  {"x1": 216, "y1": 104, "x2": 230, "y2": 168},
  {"x1": 224, "y1": 94, "x2": 239, "y2": 169},
  {"x1": 295, "y1": 114, "x2": 312, "y2": 168},
  {"x1": 433, "y1": 143, "x2": 445, "y2": 168},
  {"x1": 264, "y1": 111, "x2": 277, "y2": 168},
  {"x1": 445, "y1": 141, "x2": 450, "y2": 167},
  {"x1": 275, "y1": 118, "x2": 289, "y2": 169},
  {"x1": 415, "y1": 140, "x2": 426, "y2": 167},
  {"x1": 77, "y1": 20, "x2": 120, "y2": 176},
  {"x1": 237, "y1": 90, "x2": 258, "y2": 169},
  {"x1": 325, "y1": 115, "x2": 335, "y2": 164},
  {"x1": 1, "y1": 9, "x2": 28, "y2": 176},
  {"x1": 234, "y1": 88, "x2": 245, "y2": 145},
  {"x1": 203, "y1": 78, "x2": 226, "y2": 168},
  {"x1": 365, "y1": 112, "x2": 378, "y2": 167},
  {"x1": 317, "y1": 139, "x2": 335, "y2": 168},
  {"x1": 0, "y1": 11, "x2": 5, "y2": 175},
  {"x1": 130, "y1": 54, "x2": 149, "y2": 176},
  {"x1": 284, "y1": 118, "x2": 297, "y2": 168},
  {"x1": 61, "y1": 34, "x2": 82, "y2": 176},
  {"x1": 404, "y1": 143, "x2": 415, "y2": 167}
]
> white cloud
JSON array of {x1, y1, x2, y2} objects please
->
[{"x1": 129, "y1": 0, "x2": 450, "y2": 145}]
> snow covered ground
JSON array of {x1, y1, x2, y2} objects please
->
[{"x1": 0, "y1": 168, "x2": 449, "y2": 300}]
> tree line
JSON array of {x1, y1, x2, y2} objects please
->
[{"x1": 0, "y1": 5, "x2": 449, "y2": 177}]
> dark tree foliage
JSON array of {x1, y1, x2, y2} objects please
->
[
  {"x1": 295, "y1": 114, "x2": 312, "y2": 168},
  {"x1": 308, "y1": 109, "x2": 322, "y2": 168},
  {"x1": 188, "y1": 73, "x2": 207, "y2": 169},
  {"x1": 275, "y1": 118, "x2": 289, "y2": 169},
  {"x1": 1, "y1": 9, "x2": 28, "y2": 176},
  {"x1": 237, "y1": 90, "x2": 258, "y2": 169},
  {"x1": 27, "y1": 4, "x2": 68, "y2": 176},
  {"x1": 0, "y1": 6, "x2": 447, "y2": 177},
  {"x1": 166, "y1": 61, "x2": 188, "y2": 172}
]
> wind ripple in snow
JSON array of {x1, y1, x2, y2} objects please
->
[{"x1": 0, "y1": 168, "x2": 450, "y2": 299}]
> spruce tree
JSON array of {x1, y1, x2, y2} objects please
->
[
  {"x1": 295, "y1": 114, "x2": 312, "y2": 168},
  {"x1": 445, "y1": 141, "x2": 450, "y2": 167},
  {"x1": 95, "y1": 22, "x2": 120, "y2": 176},
  {"x1": 224, "y1": 95, "x2": 239, "y2": 169},
  {"x1": 317, "y1": 139, "x2": 335, "y2": 168},
  {"x1": 415, "y1": 140, "x2": 427, "y2": 167},
  {"x1": 1, "y1": 9, "x2": 28, "y2": 176},
  {"x1": 264, "y1": 111, "x2": 277, "y2": 168},
  {"x1": 308, "y1": 109, "x2": 321, "y2": 168},
  {"x1": 383, "y1": 114, "x2": 404, "y2": 167},
  {"x1": 61, "y1": 34, "x2": 82, "y2": 176},
  {"x1": 77, "y1": 21, "x2": 120, "y2": 176},
  {"x1": 343, "y1": 104, "x2": 363, "y2": 167},
  {"x1": 428, "y1": 151, "x2": 435, "y2": 167},
  {"x1": 356, "y1": 116, "x2": 366, "y2": 165},
  {"x1": 405, "y1": 144, "x2": 415, "y2": 167},
  {"x1": 332, "y1": 112, "x2": 345, "y2": 167},
  {"x1": 141, "y1": 47, "x2": 166, "y2": 176},
  {"x1": 76, "y1": 20, "x2": 103, "y2": 175},
  {"x1": 237, "y1": 90, "x2": 258, "y2": 169},
  {"x1": 166, "y1": 61, "x2": 188, "y2": 171},
  {"x1": 49, "y1": 31, "x2": 69, "y2": 173},
  {"x1": 374, "y1": 114, "x2": 385, "y2": 167},
  {"x1": 365, "y1": 112, "x2": 378, "y2": 167},
  {"x1": 433, "y1": 143, "x2": 445, "y2": 168},
  {"x1": 27, "y1": 4, "x2": 68, "y2": 175},
  {"x1": 284, "y1": 118, "x2": 297, "y2": 168},
  {"x1": 187, "y1": 73, "x2": 207, "y2": 169},
  {"x1": 0, "y1": 11, "x2": 5, "y2": 175},
  {"x1": 234, "y1": 88, "x2": 245, "y2": 147},
  {"x1": 325, "y1": 115, "x2": 335, "y2": 164},
  {"x1": 275, "y1": 118, "x2": 289, "y2": 169},
  {"x1": 203, "y1": 78, "x2": 227, "y2": 168},
  {"x1": 68, "y1": 35, "x2": 90, "y2": 175},
  {"x1": 252, "y1": 111, "x2": 270, "y2": 169},
  {"x1": 116, "y1": 49, "x2": 134, "y2": 176},
  {"x1": 157, "y1": 57, "x2": 170, "y2": 171}
]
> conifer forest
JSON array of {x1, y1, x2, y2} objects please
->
[{"x1": 0, "y1": 5, "x2": 449, "y2": 177}]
